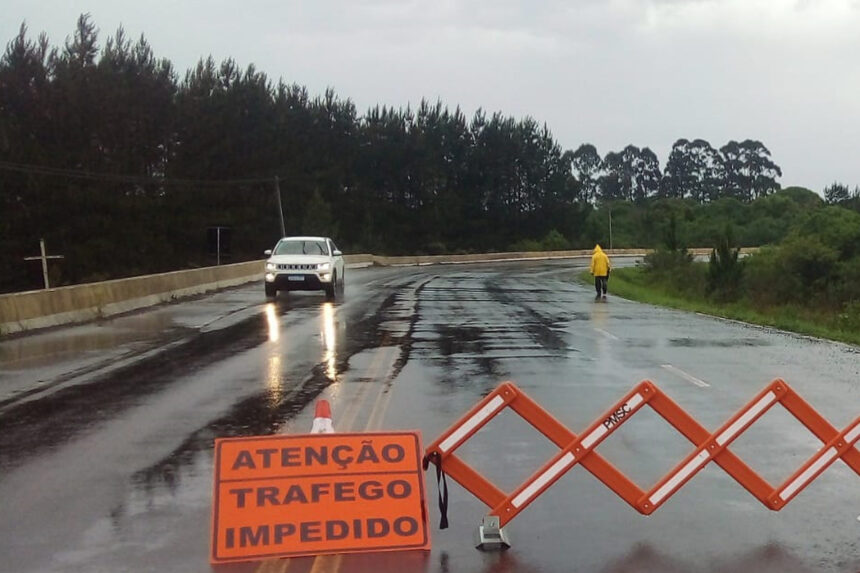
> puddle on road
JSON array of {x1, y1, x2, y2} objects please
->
[
  {"x1": 596, "y1": 541, "x2": 817, "y2": 573},
  {"x1": 0, "y1": 319, "x2": 183, "y2": 370},
  {"x1": 668, "y1": 337, "x2": 771, "y2": 348},
  {"x1": 563, "y1": 311, "x2": 592, "y2": 321},
  {"x1": 435, "y1": 325, "x2": 485, "y2": 356},
  {"x1": 0, "y1": 305, "x2": 280, "y2": 471}
]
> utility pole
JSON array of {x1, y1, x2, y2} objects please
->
[
  {"x1": 608, "y1": 207, "x2": 613, "y2": 250},
  {"x1": 274, "y1": 176, "x2": 286, "y2": 237},
  {"x1": 24, "y1": 238, "x2": 64, "y2": 289}
]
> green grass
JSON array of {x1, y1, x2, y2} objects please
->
[{"x1": 580, "y1": 267, "x2": 860, "y2": 347}]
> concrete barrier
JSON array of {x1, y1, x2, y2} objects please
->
[
  {"x1": 367, "y1": 248, "x2": 650, "y2": 266},
  {"x1": 0, "y1": 248, "x2": 757, "y2": 336},
  {"x1": 0, "y1": 260, "x2": 264, "y2": 336}
]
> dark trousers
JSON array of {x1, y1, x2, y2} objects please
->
[{"x1": 595, "y1": 276, "x2": 608, "y2": 296}]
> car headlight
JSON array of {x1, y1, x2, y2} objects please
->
[
  {"x1": 317, "y1": 262, "x2": 331, "y2": 271},
  {"x1": 266, "y1": 262, "x2": 276, "y2": 271}
]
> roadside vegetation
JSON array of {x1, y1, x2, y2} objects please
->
[{"x1": 585, "y1": 208, "x2": 860, "y2": 347}]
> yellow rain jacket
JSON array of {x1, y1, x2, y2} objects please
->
[{"x1": 590, "y1": 245, "x2": 611, "y2": 277}]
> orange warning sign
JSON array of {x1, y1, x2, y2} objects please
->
[{"x1": 211, "y1": 432, "x2": 430, "y2": 563}]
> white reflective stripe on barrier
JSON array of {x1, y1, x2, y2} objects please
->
[
  {"x1": 512, "y1": 452, "x2": 576, "y2": 508},
  {"x1": 580, "y1": 425, "x2": 607, "y2": 450},
  {"x1": 627, "y1": 393, "x2": 644, "y2": 412},
  {"x1": 846, "y1": 422, "x2": 860, "y2": 444},
  {"x1": 581, "y1": 393, "x2": 644, "y2": 450},
  {"x1": 716, "y1": 391, "x2": 776, "y2": 446},
  {"x1": 779, "y1": 447, "x2": 839, "y2": 501},
  {"x1": 439, "y1": 395, "x2": 505, "y2": 453},
  {"x1": 649, "y1": 450, "x2": 711, "y2": 506}
]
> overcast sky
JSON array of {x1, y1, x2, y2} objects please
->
[{"x1": 3, "y1": 0, "x2": 859, "y2": 193}]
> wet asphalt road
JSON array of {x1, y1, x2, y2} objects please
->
[{"x1": 0, "y1": 260, "x2": 858, "y2": 573}]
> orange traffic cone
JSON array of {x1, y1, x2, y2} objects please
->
[{"x1": 310, "y1": 399, "x2": 335, "y2": 434}]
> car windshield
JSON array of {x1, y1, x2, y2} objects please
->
[{"x1": 274, "y1": 240, "x2": 329, "y2": 256}]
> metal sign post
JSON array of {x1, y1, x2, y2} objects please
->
[{"x1": 207, "y1": 227, "x2": 231, "y2": 265}]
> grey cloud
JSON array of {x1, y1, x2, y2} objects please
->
[{"x1": 1, "y1": 0, "x2": 859, "y2": 191}]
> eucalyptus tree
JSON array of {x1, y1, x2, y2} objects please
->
[
  {"x1": 599, "y1": 145, "x2": 661, "y2": 203},
  {"x1": 720, "y1": 139, "x2": 781, "y2": 201},
  {"x1": 570, "y1": 143, "x2": 602, "y2": 203}
]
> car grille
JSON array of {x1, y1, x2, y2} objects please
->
[{"x1": 277, "y1": 264, "x2": 317, "y2": 270}]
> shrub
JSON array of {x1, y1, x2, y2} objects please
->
[
  {"x1": 645, "y1": 249, "x2": 694, "y2": 273},
  {"x1": 541, "y1": 229, "x2": 571, "y2": 251},
  {"x1": 743, "y1": 236, "x2": 840, "y2": 306},
  {"x1": 426, "y1": 241, "x2": 448, "y2": 255},
  {"x1": 706, "y1": 226, "x2": 744, "y2": 302},
  {"x1": 509, "y1": 238, "x2": 543, "y2": 252},
  {"x1": 743, "y1": 246, "x2": 799, "y2": 307},
  {"x1": 645, "y1": 212, "x2": 693, "y2": 273},
  {"x1": 791, "y1": 207, "x2": 860, "y2": 259},
  {"x1": 834, "y1": 256, "x2": 860, "y2": 303},
  {"x1": 509, "y1": 229, "x2": 571, "y2": 253},
  {"x1": 838, "y1": 300, "x2": 860, "y2": 333},
  {"x1": 778, "y1": 235, "x2": 839, "y2": 304}
]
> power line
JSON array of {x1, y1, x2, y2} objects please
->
[{"x1": 0, "y1": 160, "x2": 276, "y2": 187}]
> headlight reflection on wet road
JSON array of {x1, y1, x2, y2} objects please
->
[
  {"x1": 264, "y1": 303, "x2": 283, "y2": 402},
  {"x1": 265, "y1": 303, "x2": 280, "y2": 342},
  {"x1": 321, "y1": 302, "x2": 338, "y2": 385}
]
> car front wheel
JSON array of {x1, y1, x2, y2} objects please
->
[
  {"x1": 265, "y1": 283, "x2": 277, "y2": 299},
  {"x1": 324, "y1": 272, "x2": 337, "y2": 300}
]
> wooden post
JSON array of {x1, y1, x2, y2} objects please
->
[{"x1": 23, "y1": 238, "x2": 64, "y2": 289}]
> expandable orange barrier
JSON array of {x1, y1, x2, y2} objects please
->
[{"x1": 423, "y1": 379, "x2": 860, "y2": 528}]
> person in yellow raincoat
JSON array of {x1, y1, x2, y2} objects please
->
[{"x1": 590, "y1": 244, "x2": 611, "y2": 301}]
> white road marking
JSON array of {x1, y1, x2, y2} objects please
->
[
  {"x1": 661, "y1": 364, "x2": 710, "y2": 388},
  {"x1": 595, "y1": 328, "x2": 619, "y2": 341}
]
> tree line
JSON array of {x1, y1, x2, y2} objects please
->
[
  {"x1": 1, "y1": 15, "x2": 853, "y2": 293},
  {"x1": 570, "y1": 138, "x2": 782, "y2": 205}
]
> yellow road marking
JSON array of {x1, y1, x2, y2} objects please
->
[
  {"x1": 309, "y1": 554, "x2": 343, "y2": 573},
  {"x1": 253, "y1": 335, "x2": 396, "y2": 573},
  {"x1": 365, "y1": 381, "x2": 395, "y2": 432},
  {"x1": 338, "y1": 341, "x2": 389, "y2": 430}
]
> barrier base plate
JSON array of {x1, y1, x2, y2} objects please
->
[{"x1": 475, "y1": 516, "x2": 511, "y2": 551}]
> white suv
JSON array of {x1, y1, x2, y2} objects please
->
[{"x1": 264, "y1": 236, "x2": 345, "y2": 299}]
